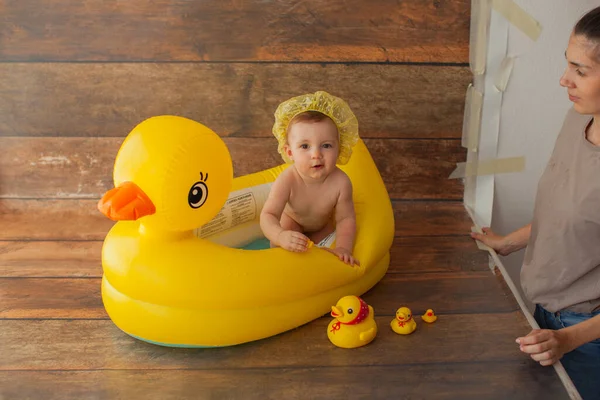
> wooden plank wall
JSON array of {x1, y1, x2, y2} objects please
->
[{"x1": 0, "y1": 0, "x2": 471, "y2": 235}]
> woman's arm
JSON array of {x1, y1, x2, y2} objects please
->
[{"x1": 470, "y1": 223, "x2": 532, "y2": 256}]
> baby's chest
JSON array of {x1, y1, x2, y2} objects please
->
[{"x1": 289, "y1": 189, "x2": 338, "y2": 215}]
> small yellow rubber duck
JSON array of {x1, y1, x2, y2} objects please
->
[
  {"x1": 421, "y1": 309, "x2": 438, "y2": 323},
  {"x1": 327, "y1": 295, "x2": 377, "y2": 348},
  {"x1": 390, "y1": 306, "x2": 417, "y2": 335}
]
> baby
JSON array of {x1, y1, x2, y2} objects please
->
[{"x1": 260, "y1": 91, "x2": 360, "y2": 266}]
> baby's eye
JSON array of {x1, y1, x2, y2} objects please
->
[
  {"x1": 300, "y1": 144, "x2": 309, "y2": 149},
  {"x1": 322, "y1": 143, "x2": 332, "y2": 148},
  {"x1": 576, "y1": 69, "x2": 585, "y2": 77}
]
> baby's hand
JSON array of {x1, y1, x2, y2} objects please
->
[
  {"x1": 327, "y1": 247, "x2": 360, "y2": 266},
  {"x1": 277, "y1": 230, "x2": 310, "y2": 252}
]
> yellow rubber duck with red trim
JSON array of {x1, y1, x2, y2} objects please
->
[
  {"x1": 421, "y1": 308, "x2": 438, "y2": 323},
  {"x1": 327, "y1": 295, "x2": 377, "y2": 348},
  {"x1": 391, "y1": 306, "x2": 417, "y2": 335}
]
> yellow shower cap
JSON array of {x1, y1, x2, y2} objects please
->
[{"x1": 272, "y1": 91, "x2": 359, "y2": 165}]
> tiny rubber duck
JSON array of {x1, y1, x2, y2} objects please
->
[
  {"x1": 390, "y1": 306, "x2": 417, "y2": 335},
  {"x1": 421, "y1": 309, "x2": 437, "y2": 323},
  {"x1": 327, "y1": 295, "x2": 377, "y2": 348}
]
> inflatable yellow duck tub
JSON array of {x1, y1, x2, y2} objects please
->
[{"x1": 98, "y1": 115, "x2": 394, "y2": 347}]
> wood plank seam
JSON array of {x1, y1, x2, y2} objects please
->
[
  {"x1": 0, "y1": 359, "x2": 542, "y2": 373},
  {"x1": 0, "y1": 61, "x2": 471, "y2": 66}
]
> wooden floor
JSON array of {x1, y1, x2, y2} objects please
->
[{"x1": 0, "y1": 208, "x2": 569, "y2": 399}]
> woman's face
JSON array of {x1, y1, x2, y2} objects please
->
[{"x1": 560, "y1": 34, "x2": 600, "y2": 115}]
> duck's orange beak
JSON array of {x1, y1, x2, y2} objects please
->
[
  {"x1": 98, "y1": 181, "x2": 156, "y2": 221},
  {"x1": 331, "y1": 306, "x2": 342, "y2": 318}
]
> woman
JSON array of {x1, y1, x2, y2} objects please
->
[{"x1": 472, "y1": 7, "x2": 600, "y2": 400}]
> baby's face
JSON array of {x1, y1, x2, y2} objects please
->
[{"x1": 285, "y1": 119, "x2": 340, "y2": 182}]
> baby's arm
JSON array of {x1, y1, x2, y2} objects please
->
[
  {"x1": 331, "y1": 174, "x2": 359, "y2": 265},
  {"x1": 260, "y1": 171, "x2": 309, "y2": 252}
]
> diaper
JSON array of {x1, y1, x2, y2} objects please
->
[{"x1": 316, "y1": 231, "x2": 336, "y2": 248}]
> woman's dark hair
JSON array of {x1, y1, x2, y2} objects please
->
[{"x1": 574, "y1": 6, "x2": 600, "y2": 60}]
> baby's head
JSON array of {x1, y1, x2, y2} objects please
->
[
  {"x1": 286, "y1": 111, "x2": 339, "y2": 149},
  {"x1": 283, "y1": 111, "x2": 340, "y2": 179},
  {"x1": 272, "y1": 91, "x2": 359, "y2": 165}
]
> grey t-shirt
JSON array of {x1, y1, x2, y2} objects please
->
[{"x1": 521, "y1": 108, "x2": 600, "y2": 313}]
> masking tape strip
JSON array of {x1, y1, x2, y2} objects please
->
[
  {"x1": 462, "y1": 84, "x2": 484, "y2": 149},
  {"x1": 449, "y1": 156, "x2": 525, "y2": 179},
  {"x1": 465, "y1": 206, "x2": 582, "y2": 400},
  {"x1": 470, "y1": 8, "x2": 509, "y2": 227},
  {"x1": 469, "y1": 0, "x2": 491, "y2": 75},
  {"x1": 491, "y1": 0, "x2": 542, "y2": 41},
  {"x1": 494, "y1": 56, "x2": 516, "y2": 92}
]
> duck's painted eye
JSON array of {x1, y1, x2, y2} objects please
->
[
  {"x1": 347, "y1": 308, "x2": 354, "y2": 314},
  {"x1": 188, "y1": 181, "x2": 208, "y2": 209}
]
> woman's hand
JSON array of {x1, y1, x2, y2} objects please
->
[
  {"x1": 470, "y1": 227, "x2": 512, "y2": 255},
  {"x1": 470, "y1": 224, "x2": 532, "y2": 256},
  {"x1": 516, "y1": 329, "x2": 575, "y2": 366}
]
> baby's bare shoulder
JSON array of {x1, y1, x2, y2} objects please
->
[
  {"x1": 329, "y1": 168, "x2": 352, "y2": 190},
  {"x1": 273, "y1": 167, "x2": 295, "y2": 186},
  {"x1": 267, "y1": 168, "x2": 296, "y2": 202}
]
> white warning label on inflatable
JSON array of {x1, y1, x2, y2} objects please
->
[{"x1": 196, "y1": 183, "x2": 271, "y2": 239}]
